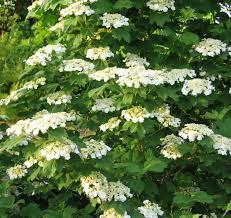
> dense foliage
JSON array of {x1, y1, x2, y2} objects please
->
[{"x1": 0, "y1": 0, "x2": 231, "y2": 217}]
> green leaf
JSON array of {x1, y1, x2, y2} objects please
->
[
  {"x1": 122, "y1": 93, "x2": 134, "y2": 104},
  {"x1": 112, "y1": 27, "x2": 131, "y2": 43},
  {"x1": 226, "y1": 202, "x2": 231, "y2": 211},
  {"x1": 63, "y1": 207, "x2": 77, "y2": 218},
  {"x1": 91, "y1": 0, "x2": 113, "y2": 13},
  {"x1": 143, "y1": 158, "x2": 167, "y2": 173},
  {"x1": 149, "y1": 14, "x2": 171, "y2": 27},
  {"x1": 0, "y1": 135, "x2": 26, "y2": 153},
  {"x1": 216, "y1": 118, "x2": 231, "y2": 137},
  {"x1": 180, "y1": 32, "x2": 200, "y2": 45},
  {"x1": 128, "y1": 180, "x2": 145, "y2": 194},
  {"x1": 0, "y1": 196, "x2": 15, "y2": 209},
  {"x1": 114, "y1": 0, "x2": 134, "y2": 9},
  {"x1": 20, "y1": 203, "x2": 42, "y2": 218},
  {"x1": 192, "y1": 191, "x2": 213, "y2": 204}
]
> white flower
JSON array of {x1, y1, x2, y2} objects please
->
[
  {"x1": 59, "y1": 59, "x2": 95, "y2": 72},
  {"x1": 99, "y1": 117, "x2": 121, "y2": 132},
  {"x1": 22, "y1": 77, "x2": 46, "y2": 90},
  {"x1": 26, "y1": 44, "x2": 66, "y2": 66},
  {"x1": 0, "y1": 131, "x2": 3, "y2": 140},
  {"x1": 80, "y1": 139, "x2": 111, "y2": 159},
  {"x1": 100, "y1": 13, "x2": 129, "y2": 29},
  {"x1": 80, "y1": 172, "x2": 109, "y2": 201},
  {"x1": 194, "y1": 38, "x2": 227, "y2": 57},
  {"x1": 160, "y1": 134, "x2": 183, "y2": 159},
  {"x1": 49, "y1": 21, "x2": 65, "y2": 32},
  {"x1": 0, "y1": 77, "x2": 46, "y2": 106},
  {"x1": 86, "y1": 47, "x2": 114, "y2": 60},
  {"x1": 23, "y1": 157, "x2": 38, "y2": 168},
  {"x1": 92, "y1": 98, "x2": 117, "y2": 113},
  {"x1": 138, "y1": 200, "x2": 164, "y2": 218},
  {"x1": 27, "y1": 0, "x2": 45, "y2": 11},
  {"x1": 147, "y1": 0, "x2": 175, "y2": 12},
  {"x1": 116, "y1": 67, "x2": 165, "y2": 88},
  {"x1": 121, "y1": 106, "x2": 153, "y2": 123},
  {"x1": 123, "y1": 53, "x2": 150, "y2": 68},
  {"x1": 202, "y1": 213, "x2": 218, "y2": 218},
  {"x1": 164, "y1": 69, "x2": 196, "y2": 85},
  {"x1": 81, "y1": 172, "x2": 132, "y2": 203},
  {"x1": 228, "y1": 46, "x2": 231, "y2": 56},
  {"x1": 181, "y1": 78, "x2": 215, "y2": 96},
  {"x1": 6, "y1": 165, "x2": 28, "y2": 180},
  {"x1": 46, "y1": 91, "x2": 72, "y2": 105},
  {"x1": 88, "y1": 67, "x2": 126, "y2": 82},
  {"x1": 6, "y1": 110, "x2": 76, "y2": 136},
  {"x1": 18, "y1": 137, "x2": 31, "y2": 146},
  {"x1": 210, "y1": 134, "x2": 231, "y2": 155},
  {"x1": 152, "y1": 105, "x2": 181, "y2": 127},
  {"x1": 0, "y1": 91, "x2": 23, "y2": 106},
  {"x1": 59, "y1": 2, "x2": 94, "y2": 20},
  {"x1": 100, "y1": 208, "x2": 131, "y2": 218},
  {"x1": 179, "y1": 123, "x2": 214, "y2": 142},
  {"x1": 40, "y1": 139, "x2": 79, "y2": 161},
  {"x1": 107, "y1": 181, "x2": 133, "y2": 202}
]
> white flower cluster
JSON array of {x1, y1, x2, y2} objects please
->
[
  {"x1": 86, "y1": 47, "x2": 114, "y2": 60},
  {"x1": 152, "y1": 105, "x2": 181, "y2": 127},
  {"x1": 81, "y1": 172, "x2": 110, "y2": 201},
  {"x1": 100, "y1": 13, "x2": 129, "y2": 29},
  {"x1": 80, "y1": 139, "x2": 111, "y2": 159},
  {"x1": 80, "y1": 0, "x2": 98, "y2": 2},
  {"x1": 123, "y1": 53, "x2": 150, "y2": 68},
  {"x1": 0, "y1": 91, "x2": 23, "y2": 106},
  {"x1": 121, "y1": 106, "x2": 153, "y2": 123},
  {"x1": 40, "y1": 140, "x2": 79, "y2": 160},
  {"x1": 59, "y1": 59, "x2": 95, "y2": 72},
  {"x1": 182, "y1": 78, "x2": 215, "y2": 96},
  {"x1": 147, "y1": 0, "x2": 175, "y2": 12},
  {"x1": 26, "y1": 43, "x2": 66, "y2": 66},
  {"x1": 46, "y1": 91, "x2": 72, "y2": 105},
  {"x1": 202, "y1": 213, "x2": 218, "y2": 218},
  {"x1": 164, "y1": 69, "x2": 196, "y2": 85},
  {"x1": 59, "y1": 2, "x2": 94, "y2": 20},
  {"x1": 99, "y1": 117, "x2": 121, "y2": 132},
  {"x1": 194, "y1": 38, "x2": 227, "y2": 57},
  {"x1": 27, "y1": 0, "x2": 45, "y2": 11},
  {"x1": 22, "y1": 77, "x2": 46, "y2": 90},
  {"x1": 210, "y1": 134, "x2": 231, "y2": 155},
  {"x1": 81, "y1": 172, "x2": 132, "y2": 202},
  {"x1": 179, "y1": 123, "x2": 214, "y2": 142},
  {"x1": 160, "y1": 134, "x2": 183, "y2": 159},
  {"x1": 6, "y1": 164, "x2": 28, "y2": 180},
  {"x1": 49, "y1": 21, "x2": 65, "y2": 32},
  {"x1": 18, "y1": 137, "x2": 32, "y2": 146},
  {"x1": 116, "y1": 67, "x2": 165, "y2": 88},
  {"x1": 24, "y1": 157, "x2": 38, "y2": 168},
  {"x1": 0, "y1": 131, "x2": 3, "y2": 140},
  {"x1": 92, "y1": 98, "x2": 117, "y2": 113},
  {"x1": 100, "y1": 208, "x2": 131, "y2": 218},
  {"x1": 88, "y1": 67, "x2": 196, "y2": 88},
  {"x1": 107, "y1": 181, "x2": 133, "y2": 202},
  {"x1": 88, "y1": 67, "x2": 125, "y2": 82},
  {"x1": 6, "y1": 110, "x2": 76, "y2": 136},
  {"x1": 138, "y1": 200, "x2": 164, "y2": 218},
  {"x1": 0, "y1": 77, "x2": 46, "y2": 106}
]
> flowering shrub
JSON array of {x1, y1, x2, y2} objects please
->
[{"x1": 0, "y1": 0, "x2": 231, "y2": 217}]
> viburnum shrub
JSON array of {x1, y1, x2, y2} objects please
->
[{"x1": 0, "y1": 0, "x2": 231, "y2": 217}]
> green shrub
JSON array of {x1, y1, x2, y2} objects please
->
[{"x1": 0, "y1": 0, "x2": 231, "y2": 217}]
